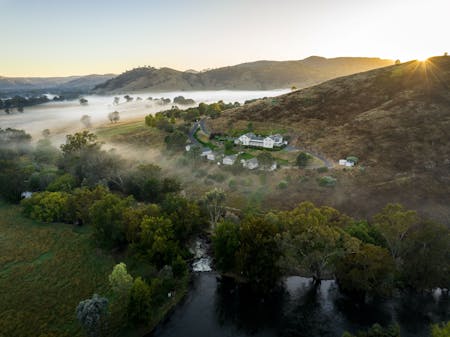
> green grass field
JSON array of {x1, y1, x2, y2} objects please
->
[{"x1": 0, "y1": 202, "x2": 115, "y2": 337}]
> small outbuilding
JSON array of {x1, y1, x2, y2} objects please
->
[
  {"x1": 223, "y1": 154, "x2": 238, "y2": 165},
  {"x1": 242, "y1": 157, "x2": 259, "y2": 170}
]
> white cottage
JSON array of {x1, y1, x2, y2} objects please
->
[
  {"x1": 200, "y1": 148, "x2": 212, "y2": 157},
  {"x1": 242, "y1": 158, "x2": 259, "y2": 170},
  {"x1": 223, "y1": 154, "x2": 238, "y2": 165}
]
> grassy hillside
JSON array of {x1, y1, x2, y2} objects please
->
[
  {"x1": 0, "y1": 74, "x2": 115, "y2": 94},
  {"x1": 92, "y1": 57, "x2": 393, "y2": 93},
  {"x1": 208, "y1": 56, "x2": 450, "y2": 223},
  {"x1": 0, "y1": 202, "x2": 115, "y2": 337}
]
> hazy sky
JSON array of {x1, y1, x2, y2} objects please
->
[{"x1": 0, "y1": 0, "x2": 448, "y2": 77}]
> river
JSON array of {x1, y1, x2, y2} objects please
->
[{"x1": 150, "y1": 239, "x2": 449, "y2": 337}]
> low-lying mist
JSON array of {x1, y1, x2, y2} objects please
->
[{"x1": 0, "y1": 90, "x2": 289, "y2": 143}]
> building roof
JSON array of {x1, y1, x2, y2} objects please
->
[
  {"x1": 269, "y1": 134, "x2": 283, "y2": 142},
  {"x1": 246, "y1": 158, "x2": 259, "y2": 165},
  {"x1": 223, "y1": 154, "x2": 238, "y2": 160}
]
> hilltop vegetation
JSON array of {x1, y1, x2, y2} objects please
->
[
  {"x1": 209, "y1": 56, "x2": 450, "y2": 223},
  {"x1": 92, "y1": 56, "x2": 393, "y2": 93}
]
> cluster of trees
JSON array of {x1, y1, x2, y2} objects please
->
[
  {"x1": 173, "y1": 96, "x2": 195, "y2": 105},
  {"x1": 0, "y1": 95, "x2": 62, "y2": 114},
  {"x1": 0, "y1": 128, "x2": 213, "y2": 334},
  {"x1": 343, "y1": 321, "x2": 450, "y2": 337},
  {"x1": 146, "y1": 100, "x2": 240, "y2": 127},
  {"x1": 213, "y1": 201, "x2": 450, "y2": 296}
]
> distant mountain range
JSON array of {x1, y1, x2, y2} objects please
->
[
  {"x1": 0, "y1": 74, "x2": 115, "y2": 95},
  {"x1": 92, "y1": 56, "x2": 394, "y2": 93}
]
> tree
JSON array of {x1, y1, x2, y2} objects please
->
[
  {"x1": 76, "y1": 294, "x2": 109, "y2": 337},
  {"x1": 296, "y1": 152, "x2": 311, "y2": 168},
  {"x1": 21, "y1": 191, "x2": 70, "y2": 223},
  {"x1": 203, "y1": 188, "x2": 226, "y2": 229},
  {"x1": 81, "y1": 115, "x2": 92, "y2": 128},
  {"x1": 373, "y1": 204, "x2": 419, "y2": 264},
  {"x1": 60, "y1": 131, "x2": 98, "y2": 155},
  {"x1": 134, "y1": 216, "x2": 179, "y2": 267},
  {"x1": 212, "y1": 221, "x2": 240, "y2": 272},
  {"x1": 113, "y1": 97, "x2": 120, "y2": 105},
  {"x1": 109, "y1": 263, "x2": 133, "y2": 297},
  {"x1": 335, "y1": 243, "x2": 395, "y2": 297},
  {"x1": 79, "y1": 97, "x2": 88, "y2": 105},
  {"x1": 432, "y1": 321, "x2": 450, "y2": 337},
  {"x1": 145, "y1": 114, "x2": 156, "y2": 127},
  {"x1": 400, "y1": 221, "x2": 450, "y2": 290},
  {"x1": 161, "y1": 195, "x2": 205, "y2": 241},
  {"x1": 236, "y1": 216, "x2": 283, "y2": 290},
  {"x1": 108, "y1": 111, "x2": 120, "y2": 123},
  {"x1": 283, "y1": 224, "x2": 347, "y2": 283},
  {"x1": 164, "y1": 131, "x2": 187, "y2": 152},
  {"x1": 278, "y1": 202, "x2": 355, "y2": 282},
  {"x1": 342, "y1": 323, "x2": 400, "y2": 337},
  {"x1": 124, "y1": 95, "x2": 133, "y2": 102},
  {"x1": 42, "y1": 129, "x2": 51, "y2": 138},
  {"x1": 395, "y1": 59, "x2": 401, "y2": 65},
  {"x1": 89, "y1": 194, "x2": 134, "y2": 248},
  {"x1": 291, "y1": 85, "x2": 297, "y2": 91},
  {"x1": 257, "y1": 152, "x2": 274, "y2": 169},
  {"x1": 128, "y1": 277, "x2": 151, "y2": 322}
]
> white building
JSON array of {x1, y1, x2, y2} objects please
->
[
  {"x1": 236, "y1": 133, "x2": 285, "y2": 149},
  {"x1": 241, "y1": 157, "x2": 259, "y2": 170},
  {"x1": 223, "y1": 154, "x2": 238, "y2": 165},
  {"x1": 339, "y1": 159, "x2": 355, "y2": 167},
  {"x1": 200, "y1": 148, "x2": 213, "y2": 157},
  {"x1": 206, "y1": 152, "x2": 216, "y2": 161}
]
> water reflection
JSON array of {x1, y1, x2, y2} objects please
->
[{"x1": 151, "y1": 273, "x2": 449, "y2": 337}]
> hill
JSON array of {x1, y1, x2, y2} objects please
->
[
  {"x1": 92, "y1": 57, "x2": 393, "y2": 93},
  {"x1": 208, "y1": 56, "x2": 450, "y2": 223},
  {"x1": 0, "y1": 74, "x2": 115, "y2": 95}
]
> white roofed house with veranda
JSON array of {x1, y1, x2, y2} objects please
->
[{"x1": 236, "y1": 133, "x2": 286, "y2": 149}]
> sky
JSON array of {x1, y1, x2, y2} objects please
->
[{"x1": 0, "y1": 0, "x2": 448, "y2": 77}]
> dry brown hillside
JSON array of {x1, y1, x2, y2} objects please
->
[{"x1": 209, "y1": 56, "x2": 450, "y2": 223}]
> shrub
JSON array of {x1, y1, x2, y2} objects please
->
[
  {"x1": 46, "y1": 173, "x2": 77, "y2": 192},
  {"x1": 318, "y1": 176, "x2": 337, "y2": 187},
  {"x1": 22, "y1": 191, "x2": 70, "y2": 222},
  {"x1": 346, "y1": 156, "x2": 359, "y2": 164},
  {"x1": 228, "y1": 179, "x2": 237, "y2": 190},
  {"x1": 317, "y1": 166, "x2": 329, "y2": 173},
  {"x1": 278, "y1": 180, "x2": 288, "y2": 189}
]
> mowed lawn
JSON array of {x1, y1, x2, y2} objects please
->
[{"x1": 0, "y1": 202, "x2": 115, "y2": 337}]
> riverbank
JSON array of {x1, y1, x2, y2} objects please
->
[{"x1": 151, "y1": 272, "x2": 450, "y2": 337}]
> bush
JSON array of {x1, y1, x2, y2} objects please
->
[
  {"x1": 296, "y1": 152, "x2": 312, "y2": 168},
  {"x1": 46, "y1": 173, "x2": 77, "y2": 192},
  {"x1": 346, "y1": 156, "x2": 359, "y2": 164},
  {"x1": 278, "y1": 180, "x2": 288, "y2": 189},
  {"x1": 318, "y1": 176, "x2": 336, "y2": 187},
  {"x1": 228, "y1": 179, "x2": 237, "y2": 190},
  {"x1": 317, "y1": 166, "x2": 329, "y2": 173},
  {"x1": 207, "y1": 173, "x2": 226, "y2": 183},
  {"x1": 22, "y1": 191, "x2": 70, "y2": 222}
]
